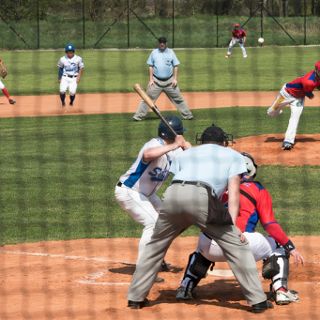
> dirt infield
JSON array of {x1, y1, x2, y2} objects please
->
[
  {"x1": 0, "y1": 236, "x2": 318, "y2": 320},
  {"x1": 0, "y1": 91, "x2": 319, "y2": 118},
  {"x1": 233, "y1": 134, "x2": 320, "y2": 166}
]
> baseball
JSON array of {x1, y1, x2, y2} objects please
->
[{"x1": 258, "y1": 37, "x2": 265, "y2": 44}]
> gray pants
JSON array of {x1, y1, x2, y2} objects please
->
[
  {"x1": 133, "y1": 77, "x2": 193, "y2": 120},
  {"x1": 128, "y1": 184, "x2": 266, "y2": 306}
]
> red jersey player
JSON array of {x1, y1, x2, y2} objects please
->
[
  {"x1": 176, "y1": 152, "x2": 304, "y2": 306},
  {"x1": 225, "y1": 23, "x2": 247, "y2": 58},
  {"x1": 268, "y1": 61, "x2": 320, "y2": 150}
]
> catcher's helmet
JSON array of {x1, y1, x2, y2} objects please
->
[
  {"x1": 65, "y1": 43, "x2": 75, "y2": 52},
  {"x1": 315, "y1": 61, "x2": 320, "y2": 78},
  {"x1": 196, "y1": 124, "x2": 233, "y2": 146},
  {"x1": 158, "y1": 116, "x2": 184, "y2": 141},
  {"x1": 241, "y1": 152, "x2": 258, "y2": 178}
]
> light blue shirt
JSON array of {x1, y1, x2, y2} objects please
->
[
  {"x1": 147, "y1": 48, "x2": 180, "y2": 79},
  {"x1": 170, "y1": 144, "x2": 247, "y2": 197}
]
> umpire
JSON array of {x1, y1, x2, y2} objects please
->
[
  {"x1": 133, "y1": 37, "x2": 193, "y2": 121},
  {"x1": 127, "y1": 124, "x2": 273, "y2": 313}
]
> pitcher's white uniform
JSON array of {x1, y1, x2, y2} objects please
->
[
  {"x1": 115, "y1": 137, "x2": 181, "y2": 261},
  {"x1": 58, "y1": 55, "x2": 84, "y2": 96}
]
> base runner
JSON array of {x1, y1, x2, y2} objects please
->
[
  {"x1": 176, "y1": 152, "x2": 304, "y2": 305},
  {"x1": 267, "y1": 61, "x2": 320, "y2": 150}
]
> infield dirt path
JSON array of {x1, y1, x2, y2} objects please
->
[{"x1": 0, "y1": 91, "x2": 319, "y2": 118}]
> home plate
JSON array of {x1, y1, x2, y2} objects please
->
[{"x1": 207, "y1": 269, "x2": 234, "y2": 277}]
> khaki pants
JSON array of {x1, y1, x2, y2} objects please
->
[
  {"x1": 128, "y1": 183, "x2": 266, "y2": 305},
  {"x1": 133, "y1": 76, "x2": 193, "y2": 120}
]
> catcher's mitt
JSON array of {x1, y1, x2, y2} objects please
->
[{"x1": 0, "y1": 59, "x2": 8, "y2": 79}]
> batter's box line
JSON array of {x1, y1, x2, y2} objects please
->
[
  {"x1": 0, "y1": 249, "x2": 134, "y2": 265},
  {"x1": 76, "y1": 270, "x2": 131, "y2": 286}
]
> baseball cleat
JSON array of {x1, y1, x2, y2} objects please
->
[
  {"x1": 243, "y1": 55, "x2": 248, "y2": 58},
  {"x1": 176, "y1": 286, "x2": 194, "y2": 300},
  {"x1": 251, "y1": 300, "x2": 274, "y2": 313},
  {"x1": 225, "y1": 55, "x2": 230, "y2": 59},
  {"x1": 62, "y1": 101, "x2": 66, "y2": 107},
  {"x1": 133, "y1": 116, "x2": 143, "y2": 121},
  {"x1": 9, "y1": 98, "x2": 16, "y2": 105},
  {"x1": 282, "y1": 141, "x2": 294, "y2": 150},
  {"x1": 275, "y1": 289, "x2": 299, "y2": 305}
]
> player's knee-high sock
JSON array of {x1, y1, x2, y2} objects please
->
[
  {"x1": 60, "y1": 93, "x2": 66, "y2": 105},
  {"x1": 70, "y1": 95, "x2": 75, "y2": 106},
  {"x1": 2, "y1": 88, "x2": 10, "y2": 99}
]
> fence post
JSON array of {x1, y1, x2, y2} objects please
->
[
  {"x1": 172, "y1": 0, "x2": 175, "y2": 48},
  {"x1": 127, "y1": 0, "x2": 130, "y2": 48},
  {"x1": 37, "y1": 0, "x2": 40, "y2": 49},
  {"x1": 304, "y1": 0, "x2": 307, "y2": 45},
  {"x1": 215, "y1": 0, "x2": 219, "y2": 47},
  {"x1": 82, "y1": 0, "x2": 85, "y2": 49}
]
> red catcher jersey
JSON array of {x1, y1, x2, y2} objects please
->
[
  {"x1": 232, "y1": 28, "x2": 246, "y2": 39},
  {"x1": 285, "y1": 70, "x2": 320, "y2": 98},
  {"x1": 226, "y1": 181, "x2": 290, "y2": 246}
]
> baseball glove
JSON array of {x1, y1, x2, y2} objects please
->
[{"x1": 0, "y1": 59, "x2": 8, "y2": 79}]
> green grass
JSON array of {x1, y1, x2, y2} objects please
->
[
  {"x1": 0, "y1": 46, "x2": 319, "y2": 95},
  {"x1": 1, "y1": 106, "x2": 320, "y2": 244},
  {"x1": 0, "y1": 15, "x2": 320, "y2": 49}
]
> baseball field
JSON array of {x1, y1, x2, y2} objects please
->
[{"x1": 0, "y1": 46, "x2": 320, "y2": 319}]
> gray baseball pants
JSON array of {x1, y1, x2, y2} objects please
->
[
  {"x1": 128, "y1": 183, "x2": 267, "y2": 306},
  {"x1": 133, "y1": 77, "x2": 193, "y2": 120}
]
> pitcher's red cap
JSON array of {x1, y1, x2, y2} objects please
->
[{"x1": 315, "y1": 61, "x2": 320, "y2": 70}]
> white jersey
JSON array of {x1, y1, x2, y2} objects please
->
[
  {"x1": 57, "y1": 55, "x2": 84, "y2": 77},
  {"x1": 119, "y1": 138, "x2": 181, "y2": 197}
]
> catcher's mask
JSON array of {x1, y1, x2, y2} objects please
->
[
  {"x1": 241, "y1": 152, "x2": 258, "y2": 179},
  {"x1": 196, "y1": 124, "x2": 233, "y2": 146}
]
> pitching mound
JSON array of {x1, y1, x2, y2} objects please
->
[{"x1": 233, "y1": 134, "x2": 320, "y2": 166}]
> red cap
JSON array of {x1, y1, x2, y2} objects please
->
[
  {"x1": 234, "y1": 23, "x2": 240, "y2": 28},
  {"x1": 315, "y1": 61, "x2": 320, "y2": 70}
]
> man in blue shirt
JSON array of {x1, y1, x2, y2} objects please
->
[
  {"x1": 127, "y1": 124, "x2": 273, "y2": 313},
  {"x1": 133, "y1": 37, "x2": 193, "y2": 121}
]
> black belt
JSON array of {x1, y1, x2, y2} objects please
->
[
  {"x1": 172, "y1": 180, "x2": 210, "y2": 190},
  {"x1": 117, "y1": 181, "x2": 123, "y2": 187},
  {"x1": 153, "y1": 74, "x2": 173, "y2": 81},
  {"x1": 64, "y1": 75, "x2": 77, "y2": 78}
]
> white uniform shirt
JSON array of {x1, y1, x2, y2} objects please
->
[
  {"x1": 57, "y1": 55, "x2": 84, "y2": 77},
  {"x1": 170, "y1": 144, "x2": 246, "y2": 198},
  {"x1": 119, "y1": 138, "x2": 181, "y2": 197}
]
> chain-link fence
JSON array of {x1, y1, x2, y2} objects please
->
[{"x1": 0, "y1": 0, "x2": 319, "y2": 49}]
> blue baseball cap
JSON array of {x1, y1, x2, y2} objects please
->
[{"x1": 65, "y1": 43, "x2": 75, "y2": 52}]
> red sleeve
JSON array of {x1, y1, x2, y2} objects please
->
[
  {"x1": 257, "y1": 189, "x2": 289, "y2": 246},
  {"x1": 242, "y1": 30, "x2": 246, "y2": 37}
]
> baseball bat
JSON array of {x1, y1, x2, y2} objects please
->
[{"x1": 133, "y1": 83, "x2": 177, "y2": 137}]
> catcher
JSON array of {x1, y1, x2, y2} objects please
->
[
  {"x1": 176, "y1": 152, "x2": 304, "y2": 305},
  {"x1": 0, "y1": 59, "x2": 16, "y2": 105}
]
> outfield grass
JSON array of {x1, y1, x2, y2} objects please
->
[
  {"x1": 0, "y1": 46, "x2": 319, "y2": 95},
  {"x1": 1, "y1": 106, "x2": 320, "y2": 245}
]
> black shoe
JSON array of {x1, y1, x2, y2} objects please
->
[
  {"x1": 127, "y1": 299, "x2": 149, "y2": 309},
  {"x1": 62, "y1": 101, "x2": 66, "y2": 107},
  {"x1": 69, "y1": 102, "x2": 73, "y2": 106},
  {"x1": 160, "y1": 261, "x2": 170, "y2": 272},
  {"x1": 251, "y1": 300, "x2": 273, "y2": 313}
]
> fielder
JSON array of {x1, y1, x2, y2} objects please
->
[
  {"x1": 267, "y1": 61, "x2": 320, "y2": 150},
  {"x1": 133, "y1": 37, "x2": 193, "y2": 121},
  {"x1": 115, "y1": 116, "x2": 190, "y2": 264},
  {"x1": 57, "y1": 44, "x2": 84, "y2": 107},
  {"x1": 225, "y1": 23, "x2": 247, "y2": 59},
  {"x1": 176, "y1": 152, "x2": 304, "y2": 305},
  {"x1": 0, "y1": 59, "x2": 15, "y2": 105}
]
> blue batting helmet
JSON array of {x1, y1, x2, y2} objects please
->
[
  {"x1": 65, "y1": 43, "x2": 75, "y2": 52},
  {"x1": 158, "y1": 116, "x2": 184, "y2": 141}
]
